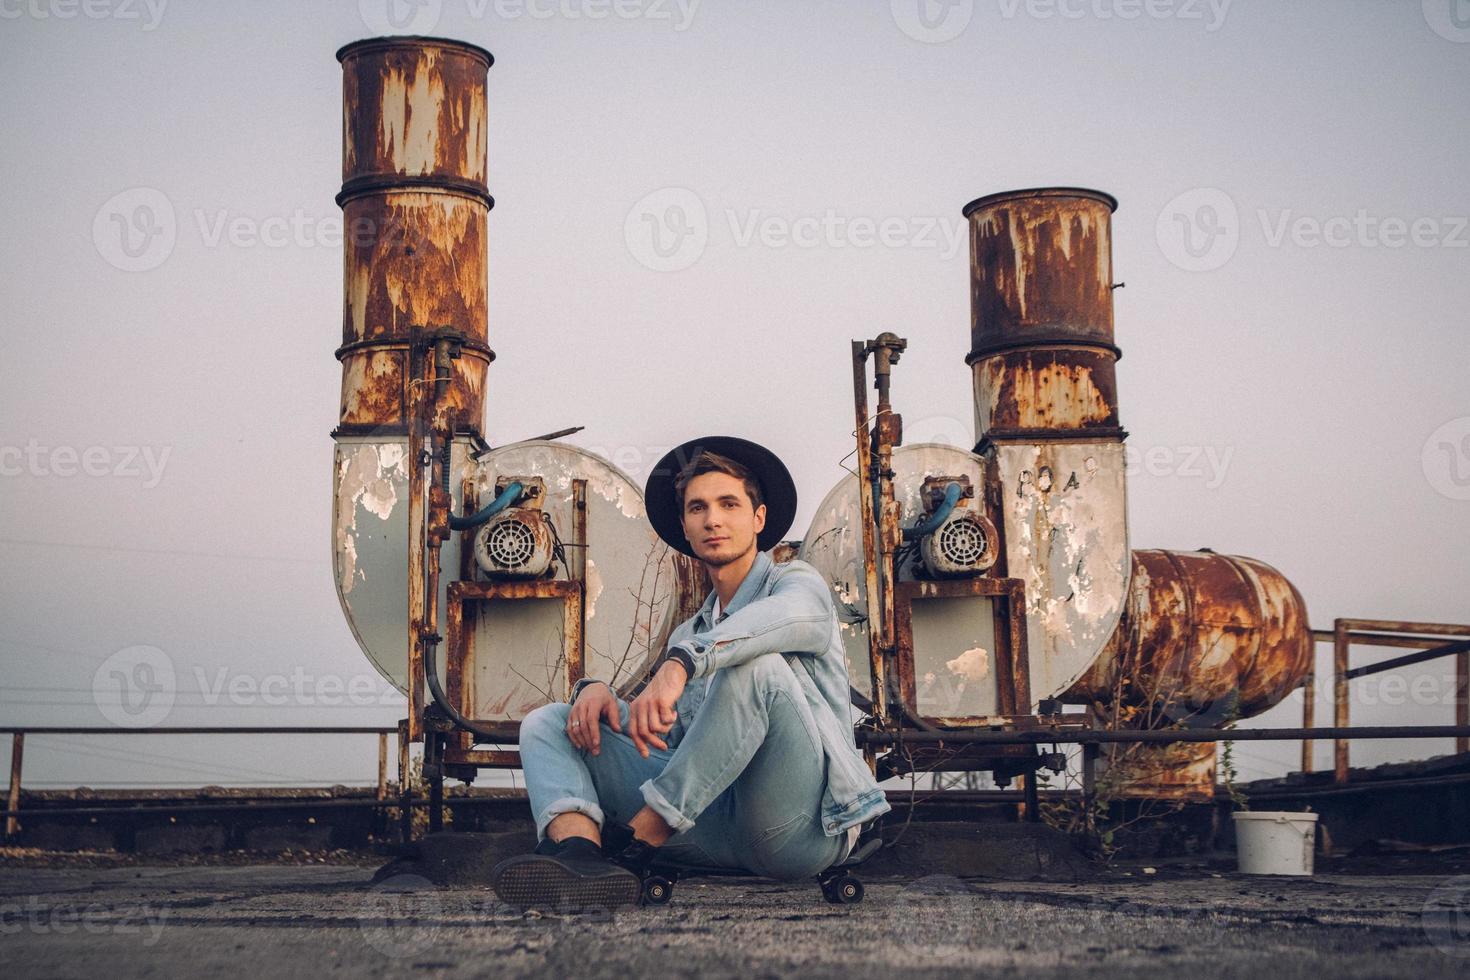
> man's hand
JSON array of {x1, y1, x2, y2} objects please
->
[
  {"x1": 627, "y1": 661, "x2": 688, "y2": 759},
  {"x1": 566, "y1": 681, "x2": 621, "y2": 755}
]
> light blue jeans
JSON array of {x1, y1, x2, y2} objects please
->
[{"x1": 518, "y1": 653, "x2": 845, "y2": 880}]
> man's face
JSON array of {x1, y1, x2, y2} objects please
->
[{"x1": 680, "y1": 471, "x2": 766, "y2": 567}]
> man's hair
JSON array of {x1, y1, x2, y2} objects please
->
[{"x1": 673, "y1": 451, "x2": 763, "y2": 512}]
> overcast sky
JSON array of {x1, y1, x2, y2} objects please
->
[{"x1": 1, "y1": 0, "x2": 1467, "y2": 793}]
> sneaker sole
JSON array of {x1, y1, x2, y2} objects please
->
[{"x1": 492, "y1": 855, "x2": 643, "y2": 911}]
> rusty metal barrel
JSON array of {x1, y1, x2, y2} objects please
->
[
  {"x1": 335, "y1": 36, "x2": 494, "y2": 435},
  {"x1": 964, "y1": 188, "x2": 1122, "y2": 443},
  {"x1": 1070, "y1": 550, "x2": 1314, "y2": 720},
  {"x1": 1065, "y1": 549, "x2": 1315, "y2": 799}
]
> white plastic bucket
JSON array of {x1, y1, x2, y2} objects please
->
[{"x1": 1232, "y1": 811, "x2": 1318, "y2": 875}]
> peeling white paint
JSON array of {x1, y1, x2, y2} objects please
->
[
  {"x1": 585, "y1": 558, "x2": 603, "y2": 622},
  {"x1": 380, "y1": 55, "x2": 446, "y2": 176},
  {"x1": 333, "y1": 442, "x2": 409, "y2": 595},
  {"x1": 997, "y1": 440, "x2": 1128, "y2": 702},
  {"x1": 947, "y1": 645, "x2": 992, "y2": 682}
]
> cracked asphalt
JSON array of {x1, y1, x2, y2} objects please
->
[{"x1": 2, "y1": 862, "x2": 1468, "y2": 978}]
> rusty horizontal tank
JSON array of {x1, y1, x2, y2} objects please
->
[
  {"x1": 1064, "y1": 549, "x2": 1315, "y2": 799},
  {"x1": 335, "y1": 36, "x2": 495, "y2": 436}
]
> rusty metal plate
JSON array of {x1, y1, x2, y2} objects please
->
[
  {"x1": 990, "y1": 441, "x2": 1130, "y2": 704},
  {"x1": 799, "y1": 444, "x2": 989, "y2": 711},
  {"x1": 333, "y1": 439, "x2": 676, "y2": 700},
  {"x1": 468, "y1": 442, "x2": 677, "y2": 713},
  {"x1": 333, "y1": 436, "x2": 466, "y2": 692}
]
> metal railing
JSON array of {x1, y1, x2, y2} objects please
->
[
  {"x1": 1309, "y1": 618, "x2": 1470, "y2": 783},
  {"x1": 2, "y1": 725, "x2": 400, "y2": 838},
  {"x1": 4, "y1": 616, "x2": 1468, "y2": 837}
]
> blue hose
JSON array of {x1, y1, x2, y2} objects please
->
[
  {"x1": 449, "y1": 481, "x2": 523, "y2": 531},
  {"x1": 903, "y1": 481, "x2": 962, "y2": 540}
]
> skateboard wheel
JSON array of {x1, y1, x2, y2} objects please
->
[
  {"x1": 642, "y1": 876, "x2": 674, "y2": 905},
  {"x1": 827, "y1": 874, "x2": 862, "y2": 904}
]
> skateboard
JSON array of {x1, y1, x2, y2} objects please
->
[{"x1": 634, "y1": 835, "x2": 881, "y2": 906}]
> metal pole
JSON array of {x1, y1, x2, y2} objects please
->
[
  {"x1": 852, "y1": 341, "x2": 887, "y2": 725},
  {"x1": 406, "y1": 343, "x2": 429, "y2": 746},
  {"x1": 1300, "y1": 669, "x2": 1315, "y2": 775},
  {"x1": 1334, "y1": 619, "x2": 1350, "y2": 784},
  {"x1": 855, "y1": 724, "x2": 1470, "y2": 746},
  {"x1": 376, "y1": 733, "x2": 388, "y2": 802},
  {"x1": 398, "y1": 719, "x2": 412, "y2": 844},
  {"x1": 1339, "y1": 618, "x2": 1470, "y2": 637},
  {"x1": 1458, "y1": 650, "x2": 1469, "y2": 756},
  {"x1": 1081, "y1": 742, "x2": 1099, "y2": 818},
  {"x1": 569, "y1": 478, "x2": 588, "y2": 700},
  {"x1": 0, "y1": 726, "x2": 395, "y2": 736},
  {"x1": 6, "y1": 733, "x2": 22, "y2": 839}
]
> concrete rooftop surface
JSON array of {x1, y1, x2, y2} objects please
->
[{"x1": 4, "y1": 858, "x2": 1469, "y2": 979}]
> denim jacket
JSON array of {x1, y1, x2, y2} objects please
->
[{"x1": 576, "y1": 551, "x2": 890, "y2": 837}]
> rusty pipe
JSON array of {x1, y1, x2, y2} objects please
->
[
  {"x1": 333, "y1": 36, "x2": 494, "y2": 722},
  {"x1": 963, "y1": 189, "x2": 1132, "y2": 707},
  {"x1": 964, "y1": 187, "x2": 1122, "y2": 444},
  {"x1": 335, "y1": 36, "x2": 495, "y2": 438}
]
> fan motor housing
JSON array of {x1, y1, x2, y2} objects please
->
[
  {"x1": 921, "y1": 508, "x2": 999, "y2": 577},
  {"x1": 473, "y1": 507, "x2": 555, "y2": 578}
]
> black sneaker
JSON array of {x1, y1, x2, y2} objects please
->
[
  {"x1": 599, "y1": 821, "x2": 662, "y2": 873},
  {"x1": 491, "y1": 836, "x2": 642, "y2": 911}
]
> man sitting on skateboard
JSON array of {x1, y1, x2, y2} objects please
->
[{"x1": 492, "y1": 436, "x2": 889, "y2": 909}]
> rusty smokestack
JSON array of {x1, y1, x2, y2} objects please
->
[
  {"x1": 332, "y1": 37, "x2": 495, "y2": 724},
  {"x1": 335, "y1": 36, "x2": 494, "y2": 437},
  {"x1": 964, "y1": 187, "x2": 1122, "y2": 444},
  {"x1": 962, "y1": 188, "x2": 1131, "y2": 706}
]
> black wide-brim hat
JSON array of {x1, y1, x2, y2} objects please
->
[{"x1": 644, "y1": 435, "x2": 798, "y2": 559}]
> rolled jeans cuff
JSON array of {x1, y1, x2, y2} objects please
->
[
  {"x1": 536, "y1": 796, "x2": 605, "y2": 841},
  {"x1": 639, "y1": 778, "x2": 696, "y2": 833}
]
